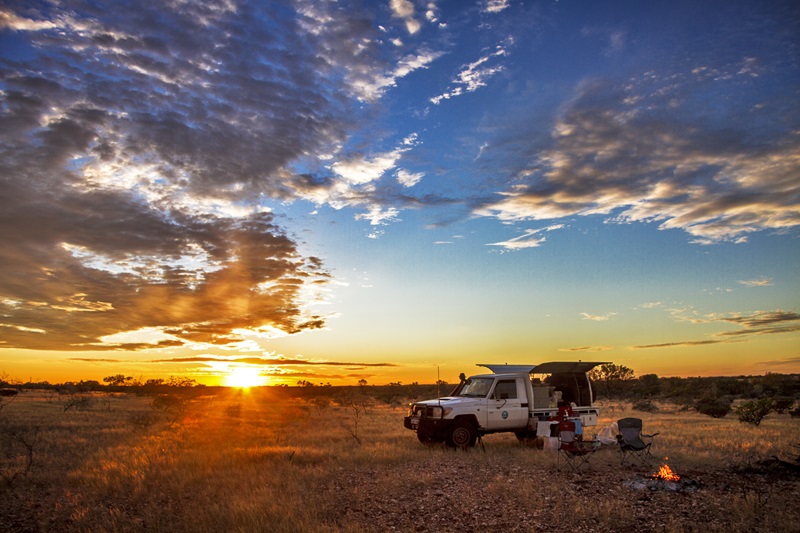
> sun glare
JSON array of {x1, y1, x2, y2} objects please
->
[{"x1": 224, "y1": 366, "x2": 266, "y2": 388}]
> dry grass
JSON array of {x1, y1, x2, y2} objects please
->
[{"x1": 1, "y1": 391, "x2": 798, "y2": 532}]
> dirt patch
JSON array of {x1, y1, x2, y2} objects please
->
[{"x1": 325, "y1": 452, "x2": 800, "y2": 532}]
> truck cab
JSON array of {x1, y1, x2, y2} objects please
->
[{"x1": 404, "y1": 362, "x2": 605, "y2": 448}]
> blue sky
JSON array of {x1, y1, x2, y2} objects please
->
[{"x1": 1, "y1": 0, "x2": 798, "y2": 386}]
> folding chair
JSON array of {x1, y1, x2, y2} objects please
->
[
  {"x1": 617, "y1": 417, "x2": 659, "y2": 466},
  {"x1": 557, "y1": 419, "x2": 597, "y2": 471}
]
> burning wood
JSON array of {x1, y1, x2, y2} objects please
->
[
  {"x1": 625, "y1": 459, "x2": 699, "y2": 493},
  {"x1": 652, "y1": 461, "x2": 680, "y2": 482}
]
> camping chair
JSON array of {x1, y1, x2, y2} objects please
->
[
  {"x1": 557, "y1": 419, "x2": 597, "y2": 471},
  {"x1": 617, "y1": 417, "x2": 659, "y2": 466}
]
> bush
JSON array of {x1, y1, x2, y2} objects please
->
[
  {"x1": 772, "y1": 397, "x2": 795, "y2": 414},
  {"x1": 734, "y1": 398, "x2": 773, "y2": 426},
  {"x1": 62, "y1": 393, "x2": 96, "y2": 412},
  {"x1": 632, "y1": 399, "x2": 659, "y2": 413},
  {"x1": 695, "y1": 397, "x2": 732, "y2": 418}
]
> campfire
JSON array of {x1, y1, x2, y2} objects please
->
[
  {"x1": 625, "y1": 458, "x2": 699, "y2": 493},
  {"x1": 652, "y1": 459, "x2": 680, "y2": 482}
]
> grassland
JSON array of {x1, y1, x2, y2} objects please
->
[{"x1": 1, "y1": 389, "x2": 798, "y2": 532}]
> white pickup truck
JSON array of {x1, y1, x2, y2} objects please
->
[{"x1": 404, "y1": 362, "x2": 606, "y2": 448}]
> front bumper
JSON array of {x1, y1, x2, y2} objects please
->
[{"x1": 404, "y1": 415, "x2": 454, "y2": 440}]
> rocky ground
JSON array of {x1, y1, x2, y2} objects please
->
[{"x1": 325, "y1": 449, "x2": 800, "y2": 532}]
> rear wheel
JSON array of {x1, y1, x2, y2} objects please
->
[{"x1": 446, "y1": 420, "x2": 477, "y2": 448}]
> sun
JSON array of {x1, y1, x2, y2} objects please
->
[{"x1": 224, "y1": 366, "x2": 266, "y2": 388}]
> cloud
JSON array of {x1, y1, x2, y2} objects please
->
[
  {"x1": 355, "y1": 205, "x2": 400, "y2": 226},
  {"x1": 634, "y1": 309, "x2": 800, "y2": 349},
  {"x1": 714, "y1": 310, "x2": 800, "y2": 337},
  {"x1": 486, "y1": 224, "x2": 564, "y2": 250},
  {"x1": 354, "y1": 48, "x2": 443, "y2": 102},
  {"x1": 483, "y1": 0, "x2": 510, "y2": 14},
  {"x1": 0, "y1": 1, "x2": 441, "y2": 351},
  {"x1": 559, "y1": 346, "x2": 613, "y2": 352},
  {"x1": 632, "y1": 340, "x2": 724, "y2": 349},
  {"x1": 580, "y1": 312, "x2": 617, "y2": 322},
  {"x1": 430, "y1": 44, "x2": 509, "y2": 104},
  {"x1": 390, "y1": 0, "x2": 421, "y2": 35},
  {"x1": 738, "y1": 278, "x2": 773, "y2": 287},
  {"x1": 153, "y1": 356, "x2": 397, "y2": 367},
  {"x1": 0, "y1": 210, "x2": 331, "y2": 350},
  {"x1": 474, "y1": 73, "x2": 800, "y2": 243},
  {"x1": 755, "y1": 356, "x2": 800, "y2": 369},
  {"x1": 396, "y1": 169, "x2": 425, "y2": 187}
]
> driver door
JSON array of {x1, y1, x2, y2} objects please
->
[{"x1": 487, "y1": 378, "x2": 529, "y2": 430}]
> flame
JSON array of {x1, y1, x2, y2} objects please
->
[{"x1": 652, "y1": 462, "x2": 681, "y2": 482}]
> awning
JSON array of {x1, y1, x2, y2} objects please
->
[{"x1": 477, "y1": 362, "x2": 609, "y2": 374}]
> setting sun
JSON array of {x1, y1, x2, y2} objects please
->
[{"x1": 224, "y1": 366, "x2": 266, "y2": 388}]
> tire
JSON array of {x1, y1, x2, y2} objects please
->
[{"x1": 446, "y1": 420, "x2": 477, "y2": 448}]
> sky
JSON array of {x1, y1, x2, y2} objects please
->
[{"x1": 1, "y1": 0, "x2": 799, "y2": 387}]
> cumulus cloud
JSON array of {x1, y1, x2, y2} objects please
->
[
  {"x1": 390, "y1": 0, "x2": 421, "y2": 34},
  {"x1": 0, "y1": 1, "x2": 398, "y2": 350},
  {"x1": 474, "y1": 74, "x2": 800, "y2": 244}
]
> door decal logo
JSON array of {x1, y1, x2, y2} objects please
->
[{"x1": 501, "y1": 410, "x2": 508, "y2": 419}]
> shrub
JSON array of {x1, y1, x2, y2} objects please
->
[
  {"x1": 695, "y1": 397, "x2": 732, "y2": 418},
  {"x1": 772, "y1": 397, "x2": 795, "y2": 414},
  {"x1": 632, "y1": 399, "x2": 659, "y2": 413},
  {"x1": 62, "y1": 393, "x2": 96, "y2": 412},
  {"x1": 734, "y1": 398, "x2": 773, "y2": 427}
]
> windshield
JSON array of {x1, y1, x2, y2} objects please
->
[{"x1": 456, "y1": 378, "x2": 493, "y2": 398}]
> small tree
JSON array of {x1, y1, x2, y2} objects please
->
[
  {"x1": 338, "y1": 400, "x2": 367, "y2": 446},
  {"x1": 103, "y1": 374, "x2": 134, "y2": 387},
  {"x1": 0, "y1": 422, "x2": 39, "y2": 487},
  {"x1": 734, "y1": 398, "x2": 773, "y2": 426},
  {"x1": 588, "y1": 363, "x2": 635, "y2": 399}
]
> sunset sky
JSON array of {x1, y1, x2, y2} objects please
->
[{"x1": 1, "y1": 0, "x2": 798, "y2": 387}]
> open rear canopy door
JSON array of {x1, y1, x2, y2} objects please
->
[{"x1": 478, "y1": 362, "x2": 609, "y2": 374}]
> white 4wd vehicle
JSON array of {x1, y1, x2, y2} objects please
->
[{"x1": 404, "y1": 362, "x2": 605, "y2": 448}]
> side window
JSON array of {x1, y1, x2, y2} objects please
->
[{"x1": 493, "y1": 380, "x2": 517, "y2": 400}]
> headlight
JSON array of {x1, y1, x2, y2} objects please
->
[{"x1": 429, "y1": 406, "x2": 453, "y2": 418}]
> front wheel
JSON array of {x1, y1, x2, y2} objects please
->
[{"x1": 446, "y1": 420, "x2": 477, "y2": 448}]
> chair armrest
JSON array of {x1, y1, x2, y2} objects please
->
[{"x1": 642, "y1": 432, "x2": 659, "y2": 438}]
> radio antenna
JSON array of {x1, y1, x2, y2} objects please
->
[{"x1": 437, "y1": 365, "x2": 441, "y2": 404}]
